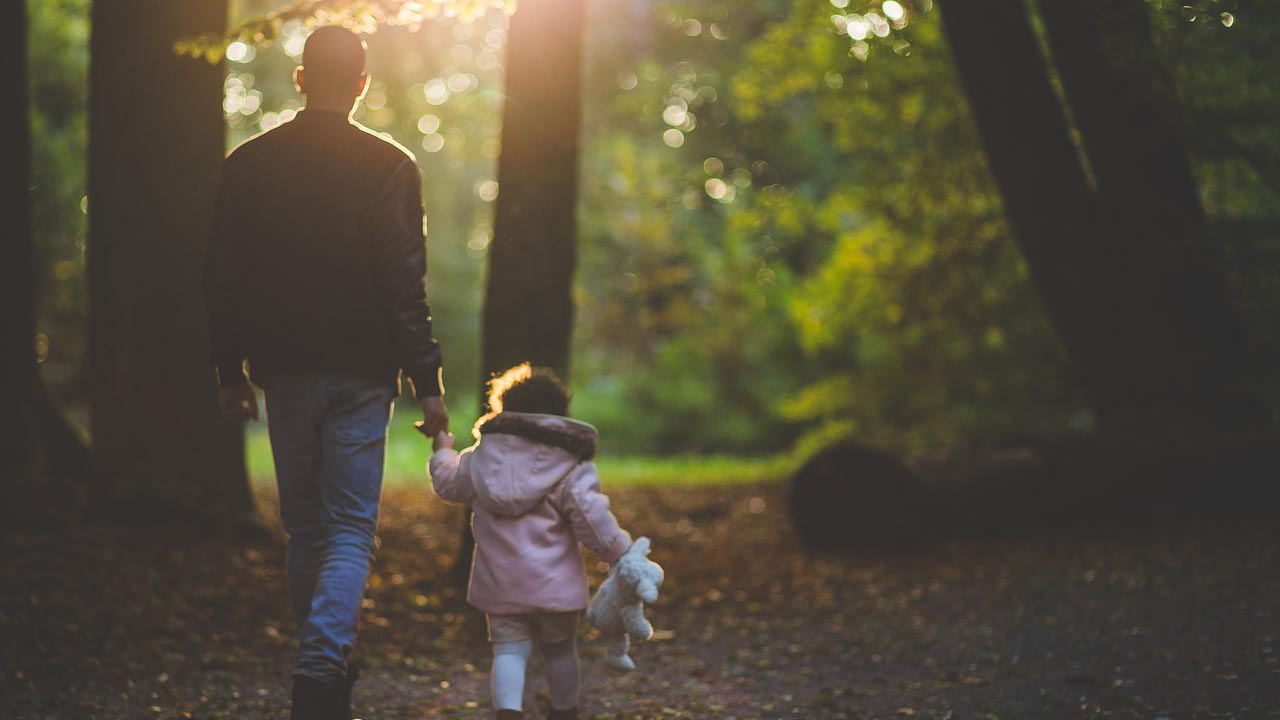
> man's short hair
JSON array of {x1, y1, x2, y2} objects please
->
[
  {"x1": 487, "y1": 363, "x2": 572, "y2": 417},
  {"x1": 302, "y1": 26, "x2": 366, "y2": 86}
]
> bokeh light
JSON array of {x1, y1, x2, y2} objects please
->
[
  {"x1": 422, "y1": 132, "x2": 445, "y2": 152},
  {"x1": 424, "y1": 78, "x2": 450, "y2": 105},
  {"x1": 417, "y1": 114, "x2": 442, "y2": 134},
  {"x1": 846, "y1": 15, "x2": 870, "y2": 41}
]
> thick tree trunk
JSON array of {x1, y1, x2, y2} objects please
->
[
  {"x1": 1, "y1": 0, "x2": 36, "y2": 512},
  {"x1": 88, "y1": 0, "x2": 253, "y2": 524},
  {"x1": 480, "y1": 0, "x2": 586, "y2": 386},
  {"x1": 937, "y1": 0, "x2": 1128, "y2": 419},
  {"x1": 1036, "y1": 0, "x2": 1263, "y2": 427},
  {"x1": 2, "y1": 1, "x2": 89, "y2": 530},
  {"x1": 1, "y1": 0, "x2": 45, "y2": 524},
  {"x1": 938, "y1": 0, "x2": 1258, "y2": 430}
]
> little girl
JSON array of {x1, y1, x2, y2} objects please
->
[{"x1": 428, "y1": 363, "x2": 634, "y2": 720}]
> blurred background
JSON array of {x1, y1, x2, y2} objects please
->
[
  {"x1": 26, "y1": 0, "x2": 1275, "y2": 484},
  {"x1": 10, "y1": 2, "x2": 1280, "y2": 717}
]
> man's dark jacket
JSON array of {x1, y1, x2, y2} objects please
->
[{"x1": 204, "y1": 110, "x2": 443, "y2": 397}]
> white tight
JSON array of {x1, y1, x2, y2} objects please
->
[
  {"x1": 491, "y1": 639, "x2": 531, "y2": 711},
  {"x1": 491, "y1": 637, "x2": 579, "y2": 712}
]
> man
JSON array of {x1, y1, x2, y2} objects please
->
[{"x1": 204, "y1": 26, "x2": 448, "y2": 720}]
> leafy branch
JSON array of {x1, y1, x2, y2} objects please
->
[{"x1": 174, "y1": 0, "x2": 516, "y2": 63}]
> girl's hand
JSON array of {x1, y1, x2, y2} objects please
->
[{"x1": 433, "y1": 431, "x2": 455, "y2": 452}]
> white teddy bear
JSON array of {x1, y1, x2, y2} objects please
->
[{"x1": 586, "y1": 536, "x2": 665, "y2": 671}]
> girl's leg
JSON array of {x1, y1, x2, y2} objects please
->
[
  {"x1": 541, "y1": 636, "x2": 580, "y2": 712},
  {"x1": 491, "y1": 639, "x2": 533, "y2": 712}
]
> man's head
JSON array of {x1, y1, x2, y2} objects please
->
[
  {"x1": 294, "y1": 26, "x2": 368, "y2": 109},
  {"x1": 487, "y1": 363, "x2": 572, "y2": 417}
]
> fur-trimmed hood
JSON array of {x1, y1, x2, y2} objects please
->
[
  {"x1": 474, "y1": 412, "x2": 597, "y2": 460},
  {"x1": 467, "y1": 412, "x2": 599, "y2": 517}
]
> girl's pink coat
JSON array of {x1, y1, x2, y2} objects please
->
[{"x1": 429, "y1": 413, "x2": 632, "y2": 615}]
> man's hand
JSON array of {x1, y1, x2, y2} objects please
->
[
  {"x1": 218, "y1": 383, "x2": 259, "y2": 422},
  {"x1": 433, "y1": 431, "x2": 455, "y2": 452},
  {"x1": 419, "y1": 395, "x2": 449, "y2": 436}
]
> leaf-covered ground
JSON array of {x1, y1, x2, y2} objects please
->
[{"x1": 3, "y1": 480, "x2": 1280, "y2": 719}]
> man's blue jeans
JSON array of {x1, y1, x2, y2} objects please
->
[{"x1": 262, "y1": 373, "x2": 394, "y2": 683}]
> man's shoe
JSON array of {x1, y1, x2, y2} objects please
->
[
  {"x1": 291, "y1": 674, "x2": 348, "y2": 720},
  {"x1": 341, "y1": 661, "x2": 360, "y2": 718},
  {"x1": 495, "y1": 710, "x2": 524, "y2": 720},
  {"x1": 547, "y1": 708, "x2": 578, "y2": 720}
]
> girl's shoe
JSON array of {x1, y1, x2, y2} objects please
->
[{"x1": 547, "y1": 708, "x2": 578, "y2": 720}]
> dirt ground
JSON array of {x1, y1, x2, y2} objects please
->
[{"x1": 3, "y1": 480, "x2": 1280, "y2": 719}]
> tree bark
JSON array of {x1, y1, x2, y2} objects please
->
[
  {"x1": 941, "y1": 0, "x2": 1262, "y2": 429},
  {"x1": 1, "y1": 1, "x2": 89, "y2": 530},
  {"x1": 937, "y1": 0, "x2": 1130, "y2": 420},
  {"x1": 88, "y1": 0, "x2": 253, "y2": 524},
  {"x1": 1036, "y1": 0, "x2": 1263, "y2": 427},
  {"x1": 480, "y1": 0, "x2": 587, "y2": 387},
  {"x1": 1, "y1": 0, "x2": 37, "y2": 516}
]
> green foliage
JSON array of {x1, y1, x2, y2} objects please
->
[
  {"x1": 1150, "y1": 2, "x2": 1280, "y2": 405},
  {"x1": 569, "y1": 1, "x2": 828, "y2": 454},
  {"x1": 747, "y1": 4, "x2": 1079, "y2": 450},
  {"x1": 177, "y1": 0, "x2": 516, "y2": 61},
  {"x1": 28, "y1": 0, "x2": 89, "y2": 399},
  {"x1": 574, "y1": 1, "x2": 1079, "y2": 454},
  {"x1": 573, "y1": 103, "x2": 812, "y2": 453}
]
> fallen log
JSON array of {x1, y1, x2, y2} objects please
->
[{"x1": 789, "y1": 430, "x2": 1280, "y2": 552}]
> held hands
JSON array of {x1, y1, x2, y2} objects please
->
[
  {"x1": 217, "y1": 384, "x2": 259, "y2": 422},
  {"x1": 433, "y1": 431, "x2": 455, "y2": 452},
  {"x1": 418, "y1": 395, "x2": 449, "y2": 436},
  {"x1": 416, "y1": 395, "x2": 451, "y2": 451}
]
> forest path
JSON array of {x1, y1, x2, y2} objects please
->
[{"x1": 4, "y1": 481, "x2": 1279, "y2": 719}]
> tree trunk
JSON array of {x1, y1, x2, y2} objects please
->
[
  {"x1": 88, "y1": 0, "x2": 253, "y2": 524},
  {"x1": 1, "y1": 0, "x2": 38, "y2": 517},
  {"x1": 937, "y1": 0, "x2": 1131, "y2": 420},
  {"x1": 1036, "y1": 0, "x2": 1264, "y2": 427},
  {"x1": 941, "y1": 0, "x2": 1264, "y2": 429},
  {"x1": 461, "y1": 0, "x2": 589, "y2": 579},
  {"x1": 480, "y1": 0, "x2": 587, "y2": 386},
  {"x1": 1, "y1": 0, "x2": 89, "y2": 531}
]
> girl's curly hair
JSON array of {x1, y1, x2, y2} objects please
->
[{"x1": 473, "y1": 363, "x2": 572, "y2": 438}]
